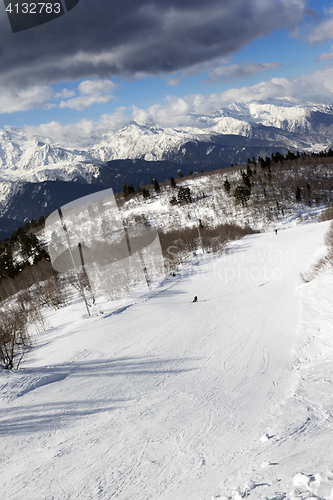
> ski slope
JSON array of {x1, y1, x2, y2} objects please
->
[{"x1": 1, "y1": 221, "x2": 333, "y2": 500}]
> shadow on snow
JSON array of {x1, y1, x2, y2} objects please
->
[{"x1": 0, "y1": 355, "x2": 198, "y2": 435}]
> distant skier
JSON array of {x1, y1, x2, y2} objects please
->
[
  {"x1": 192, "y1": 296, "x2": 198, "y2": 302},
  {"x1": 275, "y1": 229, "x2": 278, "y2": 235}
]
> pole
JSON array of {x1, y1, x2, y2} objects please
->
[
  {"x1": 58, "y1": 209, "x2": 91, "y2": 317},
  {"x1": 123, "y1": 224, "x2": 150, "y2": 287}
]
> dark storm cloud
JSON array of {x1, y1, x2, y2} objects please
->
[{"x1": 0, "y1": 0, "x2": 305, "y2": 89}]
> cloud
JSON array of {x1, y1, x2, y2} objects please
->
[
  {"x1": 203, "y1": 61, "x2": 281, "y2": 84},
  {"x1": 166, "y1": 77, "x2": 183, "y2": 87},
  {"x1": 0, "y1": 0, "x2": 305, "y2": 92},
  {"x1": 127, "y1": 66, "x2": 333, "y2": 128},
  {"x1": 59, "y1": 79, "x2": 116, "y2": 111},
  {"x1": 0, "y1": 86, "x2": 54, "y2": 114},
  {"x1": 166, "y1": 58, "x2": 281, "y2": 86},
  {"x1": 24, "y1": 109, "x2": 131, "y2": 145},
  {"x1": 315, "y1": 45, "x2": 333, "y2": 62},
  {"x1": 22, "y1": 65, "x2": 333, "y2": 143},
  {"x1": 303, "y1": 11, "x2": 333, "y2": 43},
  {"x1": 0, "y1": 78, "x2": 117, "y2": 114},
  {"x1": 307, "y1": 18, "x2": 333, "y2": 43},
  {"x1": 135, "y1": 65, "x2": 333, "y2": 120},
  {"x1": 54, "y1": 89, "x2": 76, "y2": 99}
]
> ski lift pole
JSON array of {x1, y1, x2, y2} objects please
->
[
  {"x1": 123, "y1": 223, "x2": 150, "y2": 287},
  {"x1": 58, "y1": 208, "x2": 90, "y2": 317}
]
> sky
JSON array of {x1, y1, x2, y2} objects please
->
[{"x1": 1, "y1": 0, "x2": 333, "y2": 136}]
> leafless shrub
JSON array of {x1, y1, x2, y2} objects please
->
[
  {"x1": 301, "y1": 220, "x2": 333, "y2": 282},
  {"x1": 132, "y1": 214, "x2": 149, "y2": 225},
  {"x1": 300, "y1": 256, "x2": 332, "y2": 282},
  {"x1": 0, "y1": 258, "x2": 56, "y2": 302},
  {"x1": 42, "y1": 276, "x2": 66, "y2": 309},
  {"x1": 200, "y1": 223, "x2": 258, "y2": 253},
  {"x1": 319, "y1": 205, "x2": 333, "y2": 221},
  {"x1": 324, "y1": 222, "x2": 333, "y2": 248},
  {"x1": 158, "y1": 228, "x2": 194, "y2": 272},
  {"x1": 16, "y1": 289, "x2": 33, "y2": 312},
  {"x1": 16, "y1": 287, "x2": 46, "y2": 333},
  {"x1": 28, "y1": 275, "x2": 66, "y2": 310},
  {"x1": 64, "y1": 268, "x2": 95, "y2": 306},
  {"x1": 158, "y1": 223, "x2": 259, "y2": 272},
  {"x1": 300, "y1": 271, "x2": 312, "y2": 283},
  {"x1": 66, "y1": 267, "x2": 91, "y2": 293},
  {"x1": 0, "y1": 306, "x2": 32, "y2": 370}
]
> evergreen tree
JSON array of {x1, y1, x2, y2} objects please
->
[
  {"x1": 286, "y1": 150, "x2": 296, "y2": 161},
  {"x1": 223, "y1": 178, "x2": 231, "y2": 194},
  {"x1": 123, "y1": 184, "x2": 135, "y2": 197},
  {"x1": 259, "y1": 156, "x2": 266, "y2": 169},
  {"x1": 151, "y1": 178, "x2": 160, "y2": 192},
  {"x1": 233, "y1": 186, "x2": 251, "y2": 207},
  {"x1": 296, "y1": 186, "x2": 301, "y2": 202},
  {"x1": 246, "y1": 164, "x2": 253, "y2": 177},
  {"x1": 177, "y1": 186, "x2": 192, "y2": 204},
  {"x1": 242, "y1": 172, "x2": 251, "y2": 190},
  {"x1": 170, "y1": 176, "x2": 176, "y2": 188},
  {"x1": 271, "y1": 151, "x2": 284, "y2": 163}
]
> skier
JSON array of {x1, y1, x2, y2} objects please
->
[
  {"x1": 275, "y1": 229, "x2": 278, "y2": 235},
  {"x1": 192, "y1": 296, "x2": 198, "y2": 302}
]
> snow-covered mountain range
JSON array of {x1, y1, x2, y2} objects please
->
[
  {"x1": 1, "y1": 98, "x2": 333, "y2": 229},
  {"x1": 2, "y1": 98, "x2": 333, "y2": 181}
]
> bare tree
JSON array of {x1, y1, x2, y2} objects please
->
[
  {"x1": 0, "y1": 306, "x2": 32, "y2": 370},
  {"x1": 301, "y1": 220, "x2": 333, "y2": 282}
]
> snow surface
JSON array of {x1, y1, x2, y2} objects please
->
[{"x1": 1, "y1": 220, "x2": 333, "y2": 499}]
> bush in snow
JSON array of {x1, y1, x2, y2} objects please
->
[
  {"x1": 0, "y1": 306, "x2": 32, "y2": 370},
  {"x1": 319, "y1": 205, "x2": 333, "y2": 221},
  {"x1": 301, "y1": 220, "x2": 333, "y2": 282}
]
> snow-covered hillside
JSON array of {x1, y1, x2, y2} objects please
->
[
  {"x1": 2, "y1": 98, "x2": 333, "y2": 234},
  {"x1": 1, "y1": 220, "x2": 333, "y2": 499}
]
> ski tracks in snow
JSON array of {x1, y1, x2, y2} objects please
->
[{"x1": 1, "y1": 222, "x2": 332, "y2": 499}]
